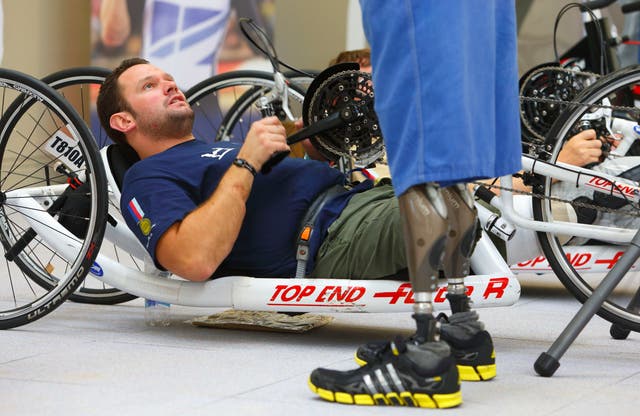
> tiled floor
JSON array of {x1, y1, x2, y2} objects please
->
[{"x1": 2, "y1": 274, "x2": 639, "y2": 415}]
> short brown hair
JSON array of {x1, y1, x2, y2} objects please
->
[
  {"x1": 328, "y1": 48, "x2": 371, "y2": 68},
  {"x1": 97, "y1": 57, "x2": 149, "y2": 146}
]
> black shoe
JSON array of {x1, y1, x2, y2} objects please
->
[
  {"x1": 309, "y1": 339, "x2": 461, "y2": 408},
  {"x1": 355, "y1": 313, "x2": 496, "y2": 381}
]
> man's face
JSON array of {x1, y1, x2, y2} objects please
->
[{"x1": 118, "y1": 63, "x2": 194, "y2": 139}]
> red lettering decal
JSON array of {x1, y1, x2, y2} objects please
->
[
  {"x1": 374, "y1": 283, "x2": 412, "y2": 304},
  {"x1": 405, "y1": 289, "x2": 414, "y2": 304},
  {"x1": 270, "y1": 285, "x2": 288, "y2": 302},
  {"x1": 595, "y1": 251, "x2": 624, "y2": 269},
  {"x1": 296, "y1": 285, "x2": 315, "y2": 301},
  {"x1": 517, "y1": 259, "x2": 532, "y2": 267},
  {"x1": 85, "y1": 242, "x2": 96, "y2": 260},
  {"x1": 328, "y1": 286, "x2": 350, "y2": 302},
  {"x1": 433, "y1": 287, "x2": 447, "y2": 303},
  {"x1": 530, "y1": 256, "x2": 547, "y2": 267},
  {"x1": 281, "y1": 285, "x2": 301, "y2": 302},
  {"x1": 572, "y1": 253, "x2": 591, "y2": 267},
  {"x1": 315, "y1": 286, "x2": 332, "y2": 302},
  {"x1": 483, "y1": 277, "x2": 509, "y2": 299},
  {"x1": 466, "y1": 285, "x2": 474, "y2": 297},
  {"x1": 345, "y1": 287, "x2": 366, "y2": 302}
]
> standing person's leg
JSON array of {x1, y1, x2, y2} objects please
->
[
  {"x1": 309, "y1": 183, "x2": 463, "y2": 409},
  {"x1": 308, "y1": 0, "x2": 521, "y2": 408}
]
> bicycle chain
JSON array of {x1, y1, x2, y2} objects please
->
[
  {"x1": 471, "y1": 179, "x2": 640, "y2": 219},
  {"x1": 519, "y1": 65, "x2": 601, "y2": 145}
]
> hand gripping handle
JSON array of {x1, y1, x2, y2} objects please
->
[{"x1": 260, "y1": 106, "x2": 360, "y2": 173}]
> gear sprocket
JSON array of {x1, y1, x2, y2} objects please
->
[
  {"x1": 519, "y1": 62, "x2": 596, "y2": 147},
  {"x1": 303, "y1": 64, "x2": 384, "y2": 167}
]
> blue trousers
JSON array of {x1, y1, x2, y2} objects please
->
[{"x1": 359, "y1": 0, "x2": 522, "y2": 195}]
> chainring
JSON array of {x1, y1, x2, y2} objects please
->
[
  {"x1": 519, "y1": 62, "x2": 596, "y2": 146},
  {"x1": 303, "y1": 66, "x2": 384, "y2": 166}
]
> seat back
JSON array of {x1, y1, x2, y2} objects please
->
[
  {"x1": 105, "y1": 144, "x2": 140, "y2": 192},
  {"x1": 99, "y1": 144, "x2": 154, "y2": 264}
]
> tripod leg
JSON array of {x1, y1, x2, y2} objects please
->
[{"x1": 535, "y1": 228, "x2": 640, "y2": 377}]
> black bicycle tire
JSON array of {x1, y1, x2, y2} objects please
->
[
  {"x1": 532, "y1": 64, "x2": 640, "y2": 332},
  {"x1": 39, "y1": 66, "x2": 138, "y2": 305},
  {"x1": 0, "y1": 68, "x2": 108, "y2": 329},
  {"x1": 184, "y1": 70, "x2": 306, "y2": 143}
]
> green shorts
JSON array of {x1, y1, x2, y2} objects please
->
[{"x1": 310, "y1": 184, "x2": 407, "y2": 279}]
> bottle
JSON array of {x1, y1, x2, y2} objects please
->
[
  {"x1": 144, "y1": 299, "x2": 171, "y2": 327},
  {"x1": 144, "y1": 270, "x2": 171, "y2": 326}
]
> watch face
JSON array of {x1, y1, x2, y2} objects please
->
[{"x1": 233, "y1": 158, "x2": 256, "y2": 175}]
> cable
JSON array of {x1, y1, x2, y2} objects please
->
[
  {"x1": 238, "y1": 18, "x2": 316, "y2": 78},
  {"x1": 553, "y1": 2, "x2": 610, "y2": 75}
]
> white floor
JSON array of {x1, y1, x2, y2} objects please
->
[{"x1": 2, "y1": 274, "x2": 640, "y2": 416}]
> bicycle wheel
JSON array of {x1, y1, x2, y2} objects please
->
[
  {"x1": 40, "y1": 66, "x2": 139, "y2": 305},
  {"x1": 0, "y1": 68, "x2": 108, "y2": 329},
  {"x1": 533, "y1": 64, "x2": 640, "y2": 332},
  {"x1": 184, "y1": 70, "x2": 306, "y2": 143}
]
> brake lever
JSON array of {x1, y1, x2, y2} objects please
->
[{"x1": 274, "y1": 71, "x2": 294, "y2": 121}]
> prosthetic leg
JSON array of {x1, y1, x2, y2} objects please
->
[
  {"x1": 437, "y1": 184, "x2": 496, "y2": 382},
  {"x1": 440, "y1": 184, "x2": 478, "y2": 314},
  {"x1": 397, "y1": 184, "x2": 450, "y2": 342}
]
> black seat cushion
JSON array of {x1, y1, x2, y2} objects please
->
[{"x1": 106, "y1": 144, "x2": 140, "y2": 192}]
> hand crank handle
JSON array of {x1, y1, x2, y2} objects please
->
[{"x1": 260, "y1": 106, "x2": 361, "y2": 174}]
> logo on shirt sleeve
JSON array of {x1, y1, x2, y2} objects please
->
[{"x1": 128, "y1": 197, "x2": 152, "y2": 236}]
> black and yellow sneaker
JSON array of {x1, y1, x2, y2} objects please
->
[
  {"x1": 354, "y1": 312, "x2": 496, "y2": 381},
  {"x1": 309, "y1": 339, "x2": 462, "y2": 408}
]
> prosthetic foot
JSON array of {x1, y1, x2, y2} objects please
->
[{"x1": 308, "y1": 185, "x2": 466, "y2": 407}]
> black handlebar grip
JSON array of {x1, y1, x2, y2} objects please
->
[
  {"x1": 260, "y1": 150, "x2": 291, "y2": 174},
  {"x1": 582, "y1": 0, "x2": 616, "y2": 11}
]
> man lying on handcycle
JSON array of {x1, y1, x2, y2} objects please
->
[
  {"x1": 96, "y1": 57, "x2": 495, "y2": 382},
  {"x1": 96, "y1": 57, "x2": 408, "y2": 282}
]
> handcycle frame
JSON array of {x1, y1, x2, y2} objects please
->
[
  {"x1": 8, "y1": 154, "x2": 519, "y2": 314},
  {"x1": 10, "y1": 55, "x2": 640, "y2": 320},
  {"x1": 8, "y1": 142, "x2": 640, "y2": 314}
]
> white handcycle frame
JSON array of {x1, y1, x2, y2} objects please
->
[{"x1": 9, "y1": 113, "x2": 640, "y2": 315}]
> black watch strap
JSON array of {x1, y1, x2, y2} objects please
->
[{"x1": 232, "y1": 157, "x2": 257, "y2": 176}]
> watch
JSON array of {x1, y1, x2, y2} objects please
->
[{"x1": 232, "y1": 157, "x2": 257, "y2": 176}]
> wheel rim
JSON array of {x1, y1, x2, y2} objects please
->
[{"x1": 537, "y1": 67, "x2": 640, "y2": 329}]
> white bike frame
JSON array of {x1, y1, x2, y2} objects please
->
[
  {"x1": 10, "y1": 139, "x2": 640, "y2": 314},
  {"x1": 7, "y1": 183, "x2": 520, "y2": 312}
]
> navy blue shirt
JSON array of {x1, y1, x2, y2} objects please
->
[{"x1": 120, "y1": 140, "x2": 368, "y2": 277}]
